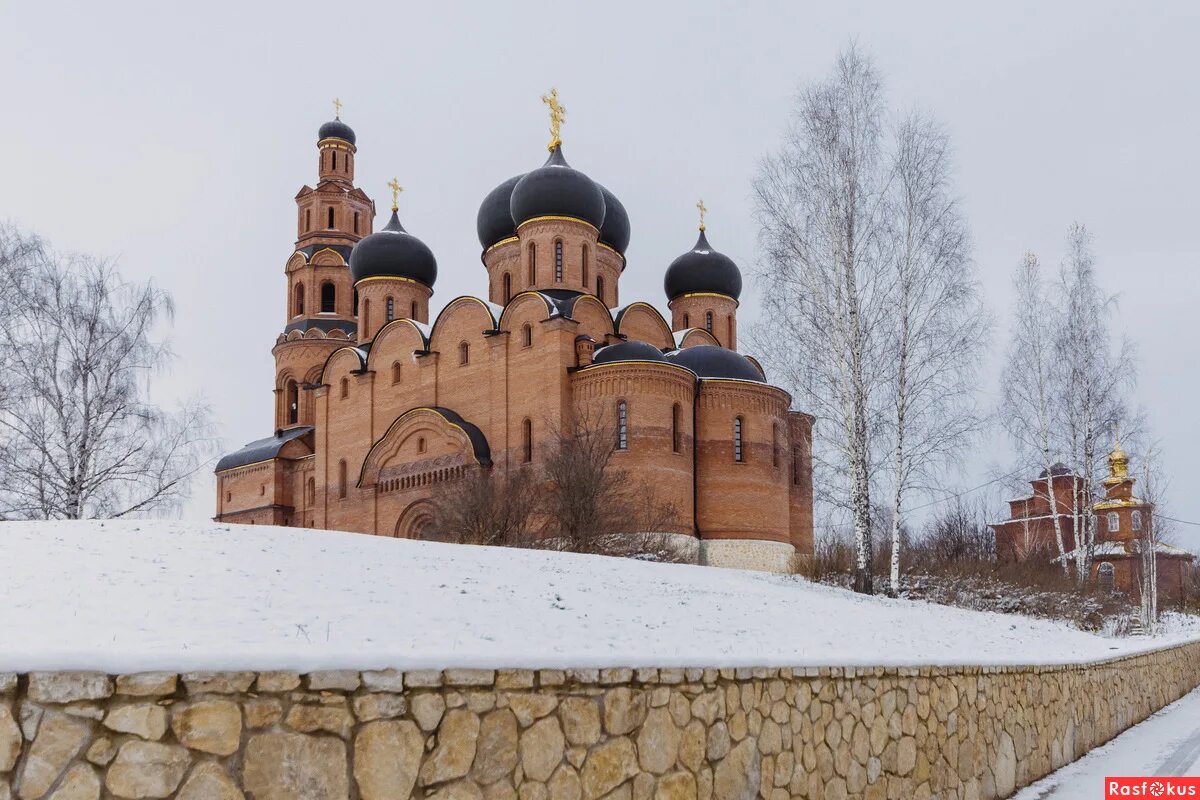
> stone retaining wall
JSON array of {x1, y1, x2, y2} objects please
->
[{"x1": 2, "y1": 642, "x2": 1199, "y2": 800}]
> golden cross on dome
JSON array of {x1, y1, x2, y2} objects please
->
[
  {"x1": 387, "y1": 178, "x2": 403, "y2": 212},
  {"x1": 541, "y1": 88, "x2": 566, "y2": 151},
  {"x1": 333, "y1": 97, "x2": 343, "y2": 120},
  {"x1": 697, "y1": 199, "x2": 708, "y2": 232}
]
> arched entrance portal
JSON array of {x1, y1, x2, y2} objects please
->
[{"x1": 395, "y1": 499, "x2": 455, "y2": 542}]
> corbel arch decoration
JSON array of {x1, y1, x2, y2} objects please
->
[
  {"x1": 359, "y1": 406, "x2": 491, "y2": 488},
  {"x1": 676, "y1": 328, "x2": 721, "y2": 349},
  {"x1": 613, "y1": 302, "x2": 674, "y2": 349},
  {"x1": 429, "y1": 296, "x2": 500, "y2": 354}
]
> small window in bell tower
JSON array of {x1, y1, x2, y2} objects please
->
[
  {"x1": 327, "y1": 207, "x2": 335, "y2": 228},
  {"x1": 332, "y1": 151, "x2": 337, "y2": 170}
]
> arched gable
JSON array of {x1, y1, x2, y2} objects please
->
[
  {"x1": 286, "y1": 252, "x2": 308, "y2": 272},
  {"x1": 613, "y1": 302, "x2": 674, "y2": 349},
  {"x1": 743, "y1": 354, "x2": 767, "y2": 380},
  {"x1": 366, "y1": 318, "x2": 431, "y2": 373},
  {"x1": 569, "y1": 294, "x2": 616, "y2": 342},
  {"x1": 310, "y1": 247, "x2": 346, "y2": 267},
  {"x1": 429, "y1": 296, "x2": 499, "y2": 355},
  {"x1": 676, "y1": 328, "x2": 721, "y2": 348},
  {"x1": 359, "y1": 406, "x2": 491, "y2": 487},
  {"x1": 320, "y1": 346, "x2": 368, "y2": 386},
  {"x1": 497, "y1": 291, "x2": 556, "y2": 331}
]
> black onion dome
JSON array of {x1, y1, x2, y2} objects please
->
[
  {"x1": 665, "y1": 345, "x2": 764, "y2": 382},
  {"x1": 318, "y1": 119, "x2": 356, "y2": 146},
  {"x1": 349, "y1": 211, "x2": 437, "y2": 287},
  {"x1": 592, "y1": 340, "x2": 667, "y2": 365},
  {"x1": 510, "y1": 146, "x2": 606, "y2": 230},
  {"x1": 663, "y1": 230, "x2": 742, "y2": 301},
  {"x1": 477, "y1": 174, "x2": 525, "y2": 248},
  {"x1": 596, "y1": 184, "x2": 631, "y2": 253}
]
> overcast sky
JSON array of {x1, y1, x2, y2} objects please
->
[{"x1": 3, "y1": 1, "x2": 1198, "y2": 549}]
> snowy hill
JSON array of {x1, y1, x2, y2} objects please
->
[{"x1": 0, "y1": 520, "x2": 1196, "y2": 673}]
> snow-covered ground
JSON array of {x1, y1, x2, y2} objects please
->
[
  {"x1": 1014, "y1": 686, "x2": 1200, "y2": 798},
  {"x1": 0, "y1": 520, "x2": 1197, "y2": 673}
]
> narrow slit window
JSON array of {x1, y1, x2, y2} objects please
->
[
  {"x1": 340, "y1": 378, "x2": 349, "y2": 399},
  {"x1": 523, "y1": 323, "x2": 533, "y2": 347},
  {"x1": 305, "y1": 209, "x2": 311, "y2": 231},
  {"x1": 705, "y1": 311, "x2": 714, "y2": 332},
  {"x1": 386, "y1": 296, "x2": 395, "y2": 322},
  {"x1": 617, "y1": 401, "x2": 628, "y2": 451},
  {"x1": 338, "y1": 460, "x2": 347, "y2": 499},
  {"x1": 734, "y1": 416, "x2": 744, "y2": 462},
  {"x1": 683, "y1": 313, "x2": 689, "y2": 328},
  {"x1": 582, "y1": 245, "x2": 589, "y2": 287},
  {"x1": 327, "y1": 207, "x2": 335, "y2": 228},
  {"x1": 331, "y1": 151, "x2": 337, "y2": 170},
  {"x1": 391, "y1": 362, "x2": 402, "y2": 384},
  {"x1": 410, "y1": 300, "x2": 417, "y2": 319},
  {"x1": 554, "y1": 240, "x2": 563, "y2": 282},
  {"x1": 321, "y1": 282, "x2": 335, "y2": 313},
  {"x1": 353, "y1": 212, "x2": 359, "y2": 233},
  {"x1": 773, "y1": 424, "x2": 780, "y2": 467},
  {"x1": 793, "y1": 449, "x2": 801, "y2": 485},
  {"x1": 672, "y1": 403, "x2": 681, "y2": 453},
  {"x1": 523, "y1": 419, "x2": 533, "y2": 463},
  {"x1": 503, "y1": 273, "x2": 512, "y2": 303},
  {"x1": 294, "y1": 283, "x2": 305, "y2": 316},
  {"x1": 596, "y1": 276, "x2": 605, "y2": 303},
  {"x1": 528, "y1": 243, "x2": 537, "y2": 284},
  {"x1": 459, "y1": 342, "x2": 469, "y2": 365}
]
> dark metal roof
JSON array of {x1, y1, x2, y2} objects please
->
[
  {"x1": 593, "y1": 340, "x2": 667, "y2": 365},
  {"x1": 283, "y1": 318, "x2": 357, "y2": 336},
  {"x1": 477, "y1": 174, "x2": 525, "y2": 249},
  {"x1": 1038, "y1": 463, "x2": 1075, "y2": 478},
  {"x1": 215, "y1": 426, "x2": 313, "y2": 472},
  {"x1": 597, "y1": 184, "x2": 630, "y2": 254},
  {"x1": 428, "y1": 407, "x2": 491, "y2": 466},
  {"x1": 298, "y1": 243, "x2": 353, "y2": 263},
  {"x1": 665, "y1": 345, "x2": 765, "y2": 383},
  {"x1": 318, "y1": 119, "x2": 356, "y2": 145},
  {"x1": 349, "y1": 211, "x2": 438, "y2": 288},
  {"x1": 510, "y1": 145, "x2": 606, "y2": 230},
  {"x1": 663, "y1": 230, "x2": 743, "y2": 301}
]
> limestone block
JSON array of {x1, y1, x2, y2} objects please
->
[
  {"x1": 496, "y1": 671, "x2": 536, "y2": 691},
  {"x1": 473, "y1": 709, "x2": 519, "y2": 784},
  {"x1": 84, "y1": 737, "x2": 115, "y2": 767},
  {"x1": 307, "y1": 670, "x2": 360, "y2": 692},
  {"x1": 16, "y1": 713, "x2": 90, "y2": 799},
  {"x1": 105, "y1": 741, "x2": 190, "y2": 799},
  {"x1": 171, "y1": 700, "x2": 242, "y2": 755},
  {"x1": 46, "y1": 764, "x2": 99, "y2": 800},
  {"x1": 27, "y1": 674, "x2": 111, "y2": 705},
  {"x1": 581, "y1": 737, "x2": 638, "y2": 800},
  {"x1": 521, "y1": 716, "x2": 565, "y2": 783},
  {"x1": 446, "y1": 670, "x2": 496, "y2": 688},
  {"x1": 355, "y1": 720, "x2": 424, "y2": 800},
  {"x1": 361, "y1": 669, "x2": 405, "y2": 692},
  {"x1": 603, "y1": 689, "x2": 647, "y2": 736},
  {"x1": 103, "y1": 704, "x2": 168, "y2": 741},
  {"x1": 420, "y1": 709, "x2": 481, "y2": 786},
  {"x1": 0, "y1": 706, "x2": 20, "y2": 772},
  {"x1": 353, "y1": 693, "x2": 407, "y2": 723},
  {"x1": 995, "y1": 731, "x2": 1016, "y2": 798},
  {"x1": 0, "y1": 675, "x2": 17, "y2": 695},
  {"x1": 404, "y1": 670, "x2": 443, "y2": 688},
  {"x1": 242, "y1": 732, "x2": 347, "y2": 799},
  {"x1": 559, "y1": 698, "x2": 601, "y2": 747},
  {"x1": 706, "y1": 722, "x2": 730, "y2": 762},
  {"x1": 284, "y1": 703, "x2": 353, "y2": 739},
  {"x1": 433, "y1": 781, "x2": 486, "y2": 800},
  {"x1": 548, "y1": 766, "x2": 582, "y2": 800},
  {"x1": 243, "y1": 698, "x2": 283, "y2": 729},
  {"x1": 656, "y1": 771, "x2": 697, "y2": 800},
  {"x1": 180, "y1": 672, "x2": 254, "y2": 694},
  {"x1": 507, "y1": 695, "x2": 558, "y2": 728},
  {"x1": 254, "y1": 672, "x2": 301, "y2": 693},
  {"x1": 176, "y1": 763, "x2": 244, "y2": 800},
  {"x1": 712, "y1": 739, "x2": 760, "y2": 800},
  {"x1": 114, "y1": 674, "x2": 177, "y2": 698},
  {"x1": 413, "y1": 693, "x2": 448, "y2": 731},
  {"x1": 637, "y1": 708, "x2": 681, "y2": 775},
  {"x1": 679, "y1": 721, "x2": 706, "y2": 773}
]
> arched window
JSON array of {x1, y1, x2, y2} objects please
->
[
  {"x1": 352, "y1": 289, "x2": 359, "y2": 316},
  {"x1": 705, "y1": 311, "x2": 714, "y2": 332},
  {"x1": 772, "y1": 424, "x2": 780, "y2": 467},
  {"x1": 410, "y1": 300, "x2": 418, "y2": 319},
  {"x1": 554, "y1": 240, "x2": 563, "y2": 282},
  {"x1": 331, "y1": 151, "x2": 337, "y2": 170},
  {"x1": 353, "y1": 211, "x2": 359, "y2": 234},
  {"x1": 582, "y1": 245, "x2": 589, "y2": 287},
  {"x1": 418, "y1": 437, "x2": 426, "y2": 454},
  {"x1": 361, "y1": 299, "x2": 370, "y2": 336},
  {"x1": 528, "y1": 243, "x2": 537, "y2": 284},
  {"x1": 793, "y1": 449, "x2": 802, "y2": 485},
  {"x1": 503, "y1": 273, "x2": 512, "y2": 303},
  {"x1": 522, "y1": 419, "x2": 533, "y2": 463},
  {"x1": 306, "y1": 477, "x2": 315, "y2": 506},
  {"x1": 734, "y1": 416, "x2": 744, "y2": 462},
  {"x1": 294, "y1": 283, "x2": 305, "y2": 316},
  {"x1": 1132, "y1": 510, "x2": 1143, "y2": 531},
  {"x1": 391, "y1": 362, "x2": 402, "y2": 384},
  {"x1": 523, "y1": 323, "x2": 533, "y2": 347},
  {"x1": 337, "y1": 459, "x2": 347, "y2": 499},
  {"x1": 596, "y1": 276, "x2": 605, "y2": 304},
  {"x1": 728, "y1": 316, "x2": 734, "y2": 345},
  {"x1": 305, "y1": 209, "x2": 311, "y2": 231},
  {"x1": 459, "y1": 342, "x2": 470, "y2": 365},
  {"x1": 683, "y1": 313, "x2": 689, "y2": 328},
  {"x1": 285, "y1": 380, "x2": 299, "y2": 425},
  {"x1": 386, "y1": 296, "x2": 395, "y2": 322},
  {"x1": 1098, "y1": 562, "x2": 1115, "y2": 591},
  {"x1": 1107, "y1": 511, "x2": 1120, "y2": 533},
  {"x1": 327, "y1": 207, "x2": 335, "y2": 229},
  {"x1": 321, "y1": 282, "x2": 335, "y2": 313},
  {"x1": 617, "y1": 401, "x2": 628, "y2": 450},
  {"x1": 340, "y1": 378, "x2": 349, "y2": 399},
  {"x1": 672, "y1": 403, "x2": 682, "y2": 453}
]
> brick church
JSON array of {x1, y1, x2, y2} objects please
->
[
  {"x1": 214, "y1": 95, "x2": 814, "y2": 572},
  {"x1": 991, "y1": 441, "x2": 1194, "y2": 603}
]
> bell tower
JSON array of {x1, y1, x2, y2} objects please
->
[{"x1": 272, "y1": 102, "x2": 375, "y2": 431}]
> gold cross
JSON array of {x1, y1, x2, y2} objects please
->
[
  {"x1": 387, "y1": 178, "x2": 403, "y2": 212},
  {"x1": 697, "y1": 199, "x2": 708, "y2": 232},
  {"x1": 540, "y1": 88, "x2": 566, "y2": 151},
  {"x1": 333, "y1": 97, "x2": 343, "y2": 120}
]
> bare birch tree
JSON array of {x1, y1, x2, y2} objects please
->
[
  {"x1": 0, "y1": 226, "x2": 215, "y2": 519},
  {"x1": 754, "y1": 45, "x2": 894, "y2": 594},
  {"x1": 883, "y1": 112, "x2": 986, "y2": 595},
  {"x1": 1055, "y1": 224, "x2": 1136, "y2": 581},
  {"x1": 999, "y1": 253, "x2": 1072, "y2": 573}
]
